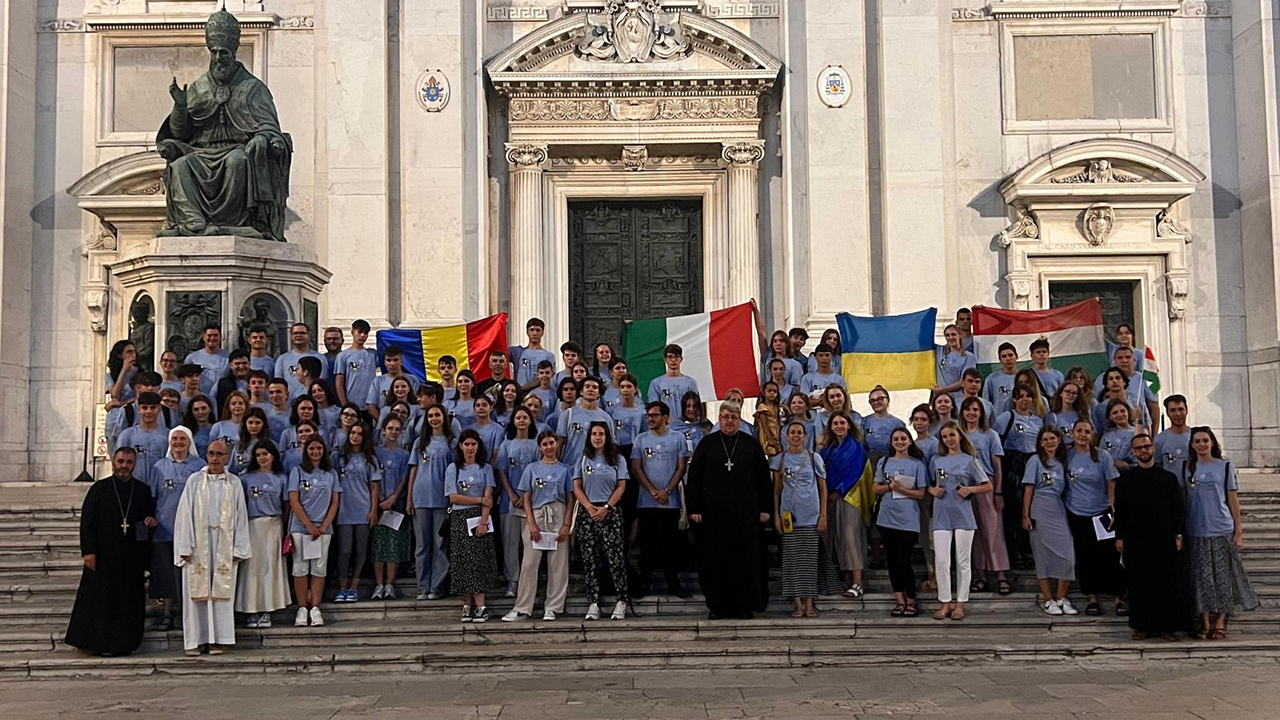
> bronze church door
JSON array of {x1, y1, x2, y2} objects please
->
[{"x1": 568, "y1": 199, "x2": 704, "y2": 352}]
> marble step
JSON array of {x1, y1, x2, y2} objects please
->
[{"x1": 7, "y1": 633, "x2": 1280, "y2": 680}]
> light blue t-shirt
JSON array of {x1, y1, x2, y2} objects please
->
[
  {"x1": 993, "y1": 411, "x2": 1042, "y2": 455},
  {"x1": 334, "y1": 453, "x2": 382, "y2": 525},
  {"x1": 557, "y1": 406, "x2": 614, "y2": 463},
  {"x1": 760, "y1": 356, "x2": 804, "y2": 389},
  {"x1": 1100, "y1": 426, "x2": 1137, "y2": 465},
  {"x1": 669, "y1": 419, "x2": 708, "y2": 454},
  {"x1": 446, "y1": 397, "x2": 477, "y2": 430},
  {"x1": 518, "y1": 460, "x2": 573, "y2": 510},
  {"x1": 1185, "y1": 458, "x2": 1238, "y2": 537},
  {"x1": 185, "y1": 348, "x2": 230, "y2": 396},
  {"x1": 935, "y1": 348, "x2": 976, "y2": 404},
  {"x1": 275, "y1": 350, "x2": 329, "y2": 398},
  {"x1": 116, "y1": 425, "x2": 172, "y2": 487},
  {"x1": 496, "y1": 437, "x2": 540, "y2": 514},
  {"x1": 647, "y1": 374, "x2": 699, "y2": 419},
  {"x1": 530, "y1": 387, "x2": 557, "y2": 420},
  {"x1": 964, "y1": 427, "x2": 1004, "y2": 478},
  {"x1": 928, "y1": 453, "x2": 989, "y2": 531},
  {"x1": 1065, "y1": 448, "x2": 1118, "y2": 516},
  {"x1": 287, "y1": 466, "x2": 340, "y2": 534},
  {"x1": 631, "y1": 429, "x2": 689, "y2": 510},
  {"x1": 408, "y1": 434, "x2": 453, "y2": 509},
  {"x1": 575, "y1": 454, "x2": 629, "y2": 505},
  {"x1": 800, "y1": 370, "x2": 846, "y2": 396},
  {"x1": 515, "y1": 348, "x2": 556, "y2": 387},
  {"x1": 473, "y1": 421, "x2": 507, "y2": 464},
  {"x1": 444, "y1": 463, "x2": 496, "y2": 511},
  {"x1": 365, "y1": 373, "x2": 420, "y2": 410},
  {"x1": 1021, "y1": 456, "x2": 1067, "y2": 521},
  {"x1": 983, "y1": 371, "x2": 1018, "y2": 417},
  {"x1": 1092, "y1": 372, "x2": 1156, "y2": 427},
  {"x1": 1155, "y1": 429, "x2": 1192, "y2": 481},
  {"x1": 875, "y1": 456, "x2": 927, "y2": 532},
  {"x1": 1047, "y1": 409, "x2": 1082, "y2": 438},
  {"x1": 241, "y1": 470, "x2": 288, "y2": 520},
  {"x1": 375, "y1": 446, "x2": 410, "y2": 500},
  {"x1": 862, "y1": 414, "x2": 905, "y2": 456},
  {"x1": 915, "y1": 435, "x2": 939, "y2": 464},
  {"x1": 1035, "y1": 368, "x2": 1065, "y2": 397},
  {"x1": 263, "y1": 405, "x2": 292, "y2": 444},
  {"x1": 149, "y1": 456, "x2": 203, "y2": 541},
  {"x1": 335, "y1": 348, "x2": 379, "y2": 407},
  {"x1": 770, "y1": 450, "x2": 825, "y2": 527},
  {"x1": 608, "y1": 403, "x2": 647, "y2": 447},
  {"x1": 249, "y1": 354, "x2": 275, "y2": 377}
]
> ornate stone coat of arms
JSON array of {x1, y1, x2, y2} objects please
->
[{"x1": 578, "y1": 1, "x2": 689, "y2": 63}]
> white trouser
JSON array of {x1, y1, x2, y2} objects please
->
[{"x1": 933, "y1": 528, "x2": 976, "y2": 604}]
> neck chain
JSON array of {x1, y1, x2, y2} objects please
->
[
  {"x1": 110, "y1": 476, "x2": 134, "y2": 537},
  {"x1": 720, "y1": 432, "x2": 740, "y2": 472}
]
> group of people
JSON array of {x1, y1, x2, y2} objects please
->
[{"x1": 65, "y1": 309, "x2": 1259, "y2": 658}]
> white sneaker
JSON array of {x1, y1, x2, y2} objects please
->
[
  {"x1": 309, "y1": 607, "x2": 324, "y2": 626},
  {"x1": 1058, "y1": 597, "x2": 1079, "y2": 615},
  {"x1": 585, "y1": 602, "x2": 601, "y2": 620},
  {"x1": 384, "y1": 585, "x2": 397, "y2": 599},
  {"x1": 542, "y1": 610, "x2": 557, "y2": 622},
  {"x1": 245, "y1": 614, "x2": 260, "y2": 629},
  {"x1": 258, "y1": 613, "x2": 272, "y2": 629},
  {"x1": 502, "y1": 610, "x2": 527, "y2": 622},
  {"x1": 1043, "y1": 599, "x2": 1064, "y2": 616},
  {"x1": 472, "y1": 606, "x2": 490, "y2": 623},
  {"x1": 371, "y1": 585, "x2": 385, "y2": 600},
  {"x1": 294, "y1": 607, "x2": 309, "y2": 627},
  {"x1": 461, "y1": 606, "x2": 473, "y2": 623},
  {"x1": 611, "y1": 601, "x2": 627, "y2": 620},
  {"x1": 415, "y1": 592, "x2": 430, "y2": 600},
  {"x1": 427, "y1": 592, "x2": 442, "y2": 601}
]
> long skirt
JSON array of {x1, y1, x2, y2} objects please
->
[
  {"x1": 1186, "y1": 535, "x2": 1260, "y2": 616},
  {"x1": 148, "y1": 541, "x2": 182, "y2": 600},
  {"x1": 780, "y1": 526, "x2": 842, "y2": 599},
  {"x1": 448, "y1": 506, "x2": 498, "y2": 595},
  {"x1": 1066, "y1": 510, "x2": 1125, "y2": 597},
  {"x1": 1029, "y1": 499, "x2": 1075, "y2": 581},
  {"x1": 372, "y1": 493, "x2": 413, "y2": 563},
  {"x1": 971, "y1": 491, "x2": 1010, "y2": 574},
  {"x1": 828, "y1": 500, "x2": 866, "y2": 573},
  {"x1": 234, "y1": 517, "x2": 290, "y2": 613}
]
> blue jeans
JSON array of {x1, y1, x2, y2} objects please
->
[{"x1": 412, "y1": 507, "x2": 449, "y2": 594}]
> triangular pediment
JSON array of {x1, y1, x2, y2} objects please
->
[{"x1": 486, "y1": 8, "x2": 781, "y2": 95}]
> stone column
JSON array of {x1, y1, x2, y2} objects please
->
[
  {"x1": 506, "y1": 143, "x2": 548, "y2": 336},
  {"x1": 722, "y1": 141, "x2": 765, "y2": 305}
]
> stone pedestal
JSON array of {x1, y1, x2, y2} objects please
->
[{"x1": 106, "y1": 236, "x2": 331, "y2": 363}]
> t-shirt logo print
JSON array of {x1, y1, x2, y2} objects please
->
[
  {"x1": 583, "y1": 464, "x2": 595, "y2": 477},
  {"x1": 783, "y1": 467, "x2": 795, "y2": 479},
  {"x1": 250, "y1": 486, "x2": 261, "y2": 498},
  {"x1": 644, "y1": 447, "x2": 656, "y2": 459},
  {"x1": 458, "y1": 479, "x2": 471, "y2": 492},
  {"x1": 164, "y1": 479, "x2": 177, "y2": 491},
  {"x1": 300, "y1": 479, "x2": 313, "y2": 492},
  {"x1": 572, "y1": 423, "x2": 583, "y2": 434},
  {"x1": 1041, "y1": 472, "x2": 1054, "y2": 486},
  {"x1": 1189, "y1": 473, "x2": 1201, "y2": 488},
  {"x1": 347, "y1": 361, "x2": 360, "y2": 370},
  {"x1": 534, "y1": 477, "x2": 547, "y2": 489}
]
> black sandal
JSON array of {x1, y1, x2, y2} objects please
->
[
  {"x1": 998, "y1": 580, "x2": 1013, "y2": 596},
  {"x1": 1085, "y1": 602, "x2": 1101, "y2": 616},
  {"x1": 1115, "y1": 600, "x2": 1128, "y2": 617},
  {"x1": 903, "y1": 603, "x2": 918, "y2": 617},
  {"x1": 890, "y1": 604, "x2": 905, "y2": 617},
  {"x1": 971, "y1": 579, "x2": 989, "y2": 593}
]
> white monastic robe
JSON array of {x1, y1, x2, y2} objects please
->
[{"x1": 174, "y1": 468, "x2": 251, "y2": 650}]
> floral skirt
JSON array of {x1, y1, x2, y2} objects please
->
[
  {"x1": 448, "y1": 506, "x2": 497, "y2": 594},
  {"x1": 1186, "y1": 535, "x2": 1259, "y2": 616},
  {"x1": 372, "y1": 493, "x2": 412, "y2": 563}
]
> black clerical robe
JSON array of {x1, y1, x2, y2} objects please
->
[
  {"x1": 65, "y1": 477, "x2": 155, "y2": 655},
  {"x1": 1113, "y1": 464, "x2": 1188, "y2": 633},
  {"x1": 685, "y1": 430, "x2": 773, "y2": 617}
]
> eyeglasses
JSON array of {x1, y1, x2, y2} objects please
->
[
  {"x1": 869, "y1": 396, "x2": 888, "y2": 404},
  {"x1": 341, "y1": 411, "x2": 359, "y2": 418},
  {"x1": 645, "y1": 412, "x2": 664, "y2": 418},
  {"x1": 1131, "y1": 443, "x2": 1154, "y2": 451}
]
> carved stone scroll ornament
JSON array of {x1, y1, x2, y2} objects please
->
[
  {"x1": 1156, "y1": 209, "x2": 1194, "y2": 243},
  {"x1": 85, "y1": 288, "x2": 108, "y2": 334},
  {"x1": 998, "y1": 205, "x2": 1039, "y2": 247},
  {"x1": 721, "y1": 141, "x2": 765, "y2": 166},
  {"x1": 578, "y1": 1, "x2": 690, "y2": 63},
  {"x1": 622, "y1": 145, "x2": 648, "y2": 171},
  {"x1": 1081, "y1": 203, "x2": 1115, "y2": 246},
  {"x1": 505, "y1": 143, "x2": 549, "y2": 168}
]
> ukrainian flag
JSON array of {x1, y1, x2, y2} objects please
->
[
  {"x1": 837, "y1": 308, "x2": 938, "y2": 393},
  {"x1": 376, "y1": 313, "x2": 510, "y2": 384}
]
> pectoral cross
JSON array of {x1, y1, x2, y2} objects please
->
[
  {"x1": 724, "y1": 457, "x2": 735, "y2": 471},
  {"x1": 120, "y1": 518, "x2": 130, "y2": 536}
]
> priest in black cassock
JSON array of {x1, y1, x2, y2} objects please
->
[
  {"x1": 686, "y1": 400, "x2": 773, "y2": 619},
  {"x1": 65, "y1": 447, "x2": 157, "y2": 656},
  {"x1": 1113, "y1": 432, "x2": 1188, "y2": 640}
]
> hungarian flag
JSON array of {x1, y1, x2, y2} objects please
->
[
  {"x1": 1143, "y1": 346, "x2": 1161, "y2": 393},
  {"x1": 376, "y1": 313, "x2": 510, "y2": 384},
  {"x1": 972, "y1": 299, "x2": 1108, "y2": 379},
  {"x1": 621, "y1": 302, "x2": 760, "y2": 400}
]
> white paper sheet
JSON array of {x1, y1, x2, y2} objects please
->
[
  {"x1": 378, "y1": 510, "x2": 405, "y2": 531},
  {"x1": 531, "y1": 532, "x2": 559, "y2": 551},
  {"x1": 890, "y1": 475, "x2": 911, "y2": 500},
  {"x1": 1092, "y1": 512, "x2": 1116, "y2": 541},
  {"x1": 301, "y1": 535, "x2": 323, "y2": 560},
  {"x1": 466, "y1": 515, "x2": 495, "y2": 536}
]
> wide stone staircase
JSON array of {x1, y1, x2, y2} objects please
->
[{"x1": 1, "y1": 473, "x2": 1278, "y2": 679}]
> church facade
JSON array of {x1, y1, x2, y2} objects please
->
[{"x1": 0, "y1": 0, "x2": 1276, "y2": 483}]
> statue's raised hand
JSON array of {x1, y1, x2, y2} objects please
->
[{"x1": 169, "y1": 77, "x2": 188, "y2": 107}]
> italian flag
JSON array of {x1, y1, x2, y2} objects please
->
[
  {"x1": 971, "y1": 299, "x2": 1108, "y2": 379},
  {"x1": 622, "y1": 302, "x2": 761, "y2": 400},
  {"x1": 1143, "y1": 346, "x2": 1161, "y2": 393}
]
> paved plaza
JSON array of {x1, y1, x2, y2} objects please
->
[{"x1": 2, "y1": 661, "x2": 1276, "y2": 719}]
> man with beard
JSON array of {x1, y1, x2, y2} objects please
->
[
  {"x1": 156, "y1": 8, "x2": 291, "y2": 241},
  {"x1": 65, "y1": 448, "x2": 158, "y2": 656},
  {"x1": 1113, "y1": 432, "x2": 1187, "y2": 640},
  {"x1": 685, "y1": 401, "x2": 773, "y2": 619}
]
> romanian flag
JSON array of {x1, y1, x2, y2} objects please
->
[
  {"x1": 375, "y1": 313, "x2": 510, "y2": 384},
  {"x1": 971, "y1": 300, "x2": 1107, "y2": 379},
  {"x1": 621, "y1": 302, "x2": 760, "y2": 400},
  {"x1": 837, "y1": 308, "x2": 938, "y2": 393}
]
